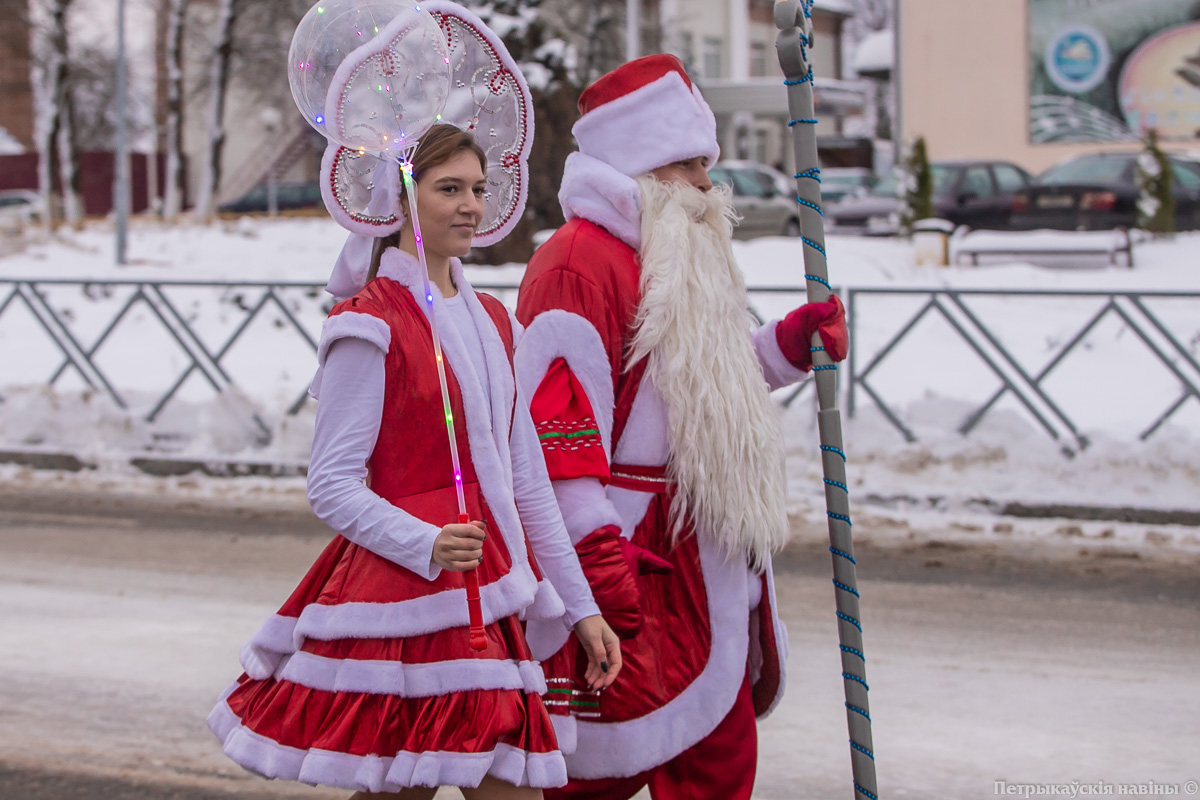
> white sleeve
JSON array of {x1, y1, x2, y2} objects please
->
[
  {"x1": 753, "y1": 319, "x2": 809, "y2": 391},
  {"x1": 509, "y1": 383, "x2": 601, "y2": 626},
  {"x1": 306, "y1": 336, "x2": 443, "y2": 580}
]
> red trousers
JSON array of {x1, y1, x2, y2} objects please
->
[{"x1": 545, "y1": 670, "x2": 758, "y2": 800}]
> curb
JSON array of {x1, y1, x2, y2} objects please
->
[
  {"x1": 3, "y1": 450, "x2": 1197, "y2": 526},
  {"x1": 0, "y1": 449, "x2": 307, "y2": 479}
]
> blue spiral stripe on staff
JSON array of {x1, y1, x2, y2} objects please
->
[
  {"x1": 821, "y1": 445, "x2": 847, "y2": 461},
  {"x1": 829, "y1": 546, "x2": 856, "y2": 564},
  {"x1": 833, "y1": 578, "x2": 859, "y2": 596},
  {"x1": 857, "y1": 782, "x2": 879, "y2": 800},
  {"x1": 805, "y1": 273, "x2": 832, "y2": 290},
  {"x1": 847, "y1": 702, "x2": 871, "y2": 721}
]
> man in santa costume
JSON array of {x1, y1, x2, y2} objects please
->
[{"x1": 514, "y1": 54, "x2": 848, "y2": 799}]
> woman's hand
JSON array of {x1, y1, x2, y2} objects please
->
[
  {"x1": 432, "y1": 520, "x2": 487, "y2": 572},
  {"x1": 573, "y1": 615, "x2": 622, "y2": 691}
]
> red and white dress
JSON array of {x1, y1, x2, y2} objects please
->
[{"x1": 207, "y1": 249, "x2": 599, "y2": 792}]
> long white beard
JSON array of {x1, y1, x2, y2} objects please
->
[{"x1": 628, "y1": 175, "x2": 790, "y2": 571}]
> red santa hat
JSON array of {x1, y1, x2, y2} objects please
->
[{"x1": 572, "y1": 54, "x2": 720, "y2": 178}]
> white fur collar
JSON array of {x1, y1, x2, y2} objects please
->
[{"x1": 558, "y1": 153, "x2": 643, "y2": 251}]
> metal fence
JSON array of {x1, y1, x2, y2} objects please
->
[{"x1": 1, "y1": 278, "x2": 1197, "y2": 453}]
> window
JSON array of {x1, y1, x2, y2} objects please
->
[
  {"x1": 703, "y1": 37, "x2": 723, "y2": 79},
  {"x1": 1040, "y1": 156, "x2": 1133, "y2": 185},
  {"x1": 750, "y1": 42, "x2": 767, "y2": 77},
  {"x1": 960, "y1": 166, "x2": 995, "y2": 198},
  {"x1": 993, "y1": 164, "x2": 1028, "y2": 193},
  {"x1": 729, "y1": 168, "x2": 769, "y2": 198},
  {"x1": 1170, "y1": 161, "x2": 1200, "y2": 191},
  {"x1": 679, "y1": 31, "x2": 694, "y2": 64}
]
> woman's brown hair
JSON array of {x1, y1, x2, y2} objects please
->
[{"x1": 366, "y1": 124, "x2": 488, "y2": 281}]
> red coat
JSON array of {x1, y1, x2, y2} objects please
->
[{"x1": 515, "y1": 219, "x2": 788, "y2": 781}]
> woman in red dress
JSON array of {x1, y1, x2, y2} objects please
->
[{"x1": 207, "y1": 124, "x2": 621, "y2": 799}]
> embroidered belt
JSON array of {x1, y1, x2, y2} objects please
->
[{"x1": 608, "y1": 462, "x2": 670, "y2": 494}]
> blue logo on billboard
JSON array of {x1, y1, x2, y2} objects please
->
[{"x1": 1045, "y1": 25, "x2": 1111, "y2": 94}]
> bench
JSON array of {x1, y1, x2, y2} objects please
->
[{"x1": 953, "y1": 228, "x2": 1136, "y2": 268}]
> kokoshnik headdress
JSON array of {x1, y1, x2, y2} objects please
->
[
  {"x1": 288, "y1": 1, "x2": 534, "y2": 649},
  {"x1": 289, "y1": 0, "x2": 534, "y2": 298}
]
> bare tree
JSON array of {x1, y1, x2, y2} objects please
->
[
  {"x1": 193, "y1": 0, "x2": 248, "y2": 223},
  {"x1": 846, "y1": 0, "x2": 891, "y2": 41},
  {"x1": 163, "y1": 0, "x2": 189, "y2": 220},
  {"x1": 27, "y1": 0, "x2": 81, "y2": 230}
]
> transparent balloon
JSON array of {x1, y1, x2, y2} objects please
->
[{"x1": 288, "y1": 0, "x2": 451, "y2": 158}]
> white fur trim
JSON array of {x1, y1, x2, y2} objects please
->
[
  {"x1": 208, "y1": 700, "x2": 567, "y2": 789},
  {"x1": 558, "y1": 153, "x2": 643, "y2": 250},
  {"x1": 564, "y1": 535, "x2": 752, "y2": 780},
  {"x1": 514, "y1": 309, "x2": 616, "y2": 459},
  {"x1": 753, "y1": 320, "x2": 808, "y2": 391},
  {"x1": 573, "y1": 71, "x2": 719, "y2": 178},
  {"x1": 241, "y1": 614, "x2": 299, "y2": 680},
  {"x1": 758, "y1": 557, "x2": 789, "y2": 719},
  {"x1": 549, "y1": 714, "x2": 577, "y2": 755},
  {"x1": 294, "y1": 562, "x2": 542, "y2": 642},
  {"x1": 381, "y1": 249, "x2": 563, "y2": 618},
  {"x1": 610, "y1": 371, "x2": 670, "y2": 468},
  {"x1": 309, "y1": 311, "x2": 392, "y2": 400},
  {"x1": 276, "y1": 652, "x2": 547, "y2": 697},
  {"x1": 606, "y1": 486, "x2": 657, "y2": 543}
]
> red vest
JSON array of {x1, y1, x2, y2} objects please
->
[{"x1": 276, "y1": 277, "x2": 540, "y2": 618}]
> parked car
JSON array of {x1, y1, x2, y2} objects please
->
[
  {"x1": 827, "y1": 160, "x2": 1033, "y2": 235},
  {"x1": 218, "y1": 182, "x2": 324, "y2": 214},
  {"x1": 0, "y1": 189, "x2": 46, "y2": 225},
  {"x1": 1010, "y1": 152, "x2": 1200, "y2": 232},
  {"x1": 708, "y1": 161, "x2": 802, "y2": 238},
  {"x1": 821, "y1": 167, "x2": 877, "y2": 204}
]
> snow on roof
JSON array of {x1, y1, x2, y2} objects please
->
[
  {"x1": 0, "y1": 127, "x2": 24, "y2": 155},
  {"x1": 814, "y1": 0, "x2": 855, "y2": 16},
  {"x1": 853, "y1": 29, "x2": 894, "y2": 76}
]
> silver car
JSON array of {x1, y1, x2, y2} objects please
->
[{"x1": 708, "y1": 162, "x2": 802, "y2": 239}]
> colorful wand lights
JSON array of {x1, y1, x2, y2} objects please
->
[{"x1": 400, "y1": 158, "x2": 488, "y2": 652}]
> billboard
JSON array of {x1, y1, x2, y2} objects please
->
[{"x1": 1029, "y1": 0, "x2": 1200, "y2": 144}]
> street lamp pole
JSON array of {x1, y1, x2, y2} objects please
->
[
  {"x1": 114, "y1": 0, "x2": 129, "y2": 265},
  {"x1": 626, "y1": 0, "x2": 640, "y2": 62}
]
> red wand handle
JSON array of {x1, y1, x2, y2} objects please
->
[{"x1": 460, "y1": 513, "x2": 488, "y2": 651}]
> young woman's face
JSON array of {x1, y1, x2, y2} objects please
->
[{"x1": 408, "y1": 150, "x2": 486, "y2": 259}]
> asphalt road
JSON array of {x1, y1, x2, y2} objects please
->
[{"x1": 0, "y1": 486, "x2": 1197, "y2": 799}]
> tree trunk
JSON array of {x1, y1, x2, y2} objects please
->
[
  {"x1": 194, "y1": 0, "x2": 237, "y2": 223},
  {"x1": 164, "y1": 0, "x2": 189, "y2": 220},
  {"x1": 59, "y1": 85, "x2": 82, "y2": 229},
  {"x1": 37, "y1": 0, "x2": 73, "y2": 231}
]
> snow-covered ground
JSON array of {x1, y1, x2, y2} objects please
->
[{"x1": 2, "y1": 217, "x2": 1198, "y2": 534}]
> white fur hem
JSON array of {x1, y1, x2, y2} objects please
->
[
  {"x1": 295, "y1": 562, "x2": 541, "y2": 641},
  {"x1": 208, "y1": 700, "x2": 568, "y2": 789},
  {"x1": 309, "y1": 311, "x2": 392, "y2": 399},
  {"x1": 753, "y1": 320, "x2": 808, "y2": 391},
  {"x1": 514, "y1": 309, "x2": 616, "y2": 459},
  {"x1": 564, "y1": 536, "x2": 752, "y2": 779},
  {"x1": 276, "y1": 652, "x2": 547, "y2": 697}
]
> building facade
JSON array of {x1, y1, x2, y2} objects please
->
[{"x1": 897, "y1": 0, "x2": 1200, "y2": 173}]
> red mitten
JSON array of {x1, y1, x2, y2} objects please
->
[
  {"x1": 574, "y1": 525, "x2": 643, "y2": 638},
  {"x1": 617, "y1": 536, "x2": 674, "y2": 576},
  {"x1": 775, "y1": 294, "x2": 848, "y2": 371}
]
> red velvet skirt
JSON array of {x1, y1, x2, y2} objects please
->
[{"x1": 208, "y1": 613, "x2": 566, "y2": 790}]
